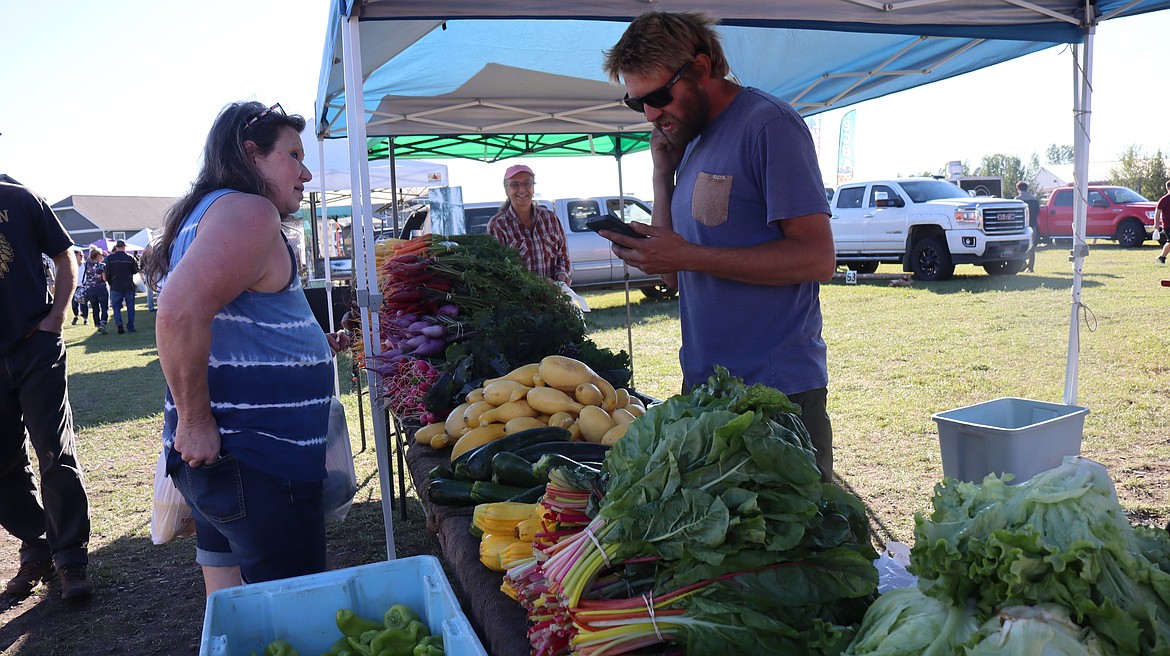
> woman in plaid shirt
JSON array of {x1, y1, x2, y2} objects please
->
[{"x1": 486, "y1": 165, "x2": 572, "y2": 284}]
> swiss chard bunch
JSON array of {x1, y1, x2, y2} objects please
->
[{"x1": 543, "y1": 368, "x2": 878, "y2": 654}]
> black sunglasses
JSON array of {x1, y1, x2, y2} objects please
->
[
  {"x1": 243, "y1": 103, "x2": 285, "y2": 131},
  {"x1": 623, "y1": 61, "x2": 691, "y2": 113}
]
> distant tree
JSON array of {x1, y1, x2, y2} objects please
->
[
  {"x1": 1110, "y1": 145, "x2": 1167, "y2": 199},
  {"x1": 977, "y1": 154, "x2": 1026, "y2": 196},
  {"x1": 1046, "y1": 144, "x2": 1075, "y2": 165},
  {"x1": 1145, "y1": 150, "x2": 1168, "y2": 200},
  {"x1": 1023, "y1": 153, "x2": 1041, "y2": 194}
]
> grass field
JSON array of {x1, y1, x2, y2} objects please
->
[{"x1": 1, "y1": 241, "x2": 1168, "y2": 654}]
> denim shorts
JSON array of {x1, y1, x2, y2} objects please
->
[{"x1": 165, "y1": 447, "x2": 326, "y2": 584}]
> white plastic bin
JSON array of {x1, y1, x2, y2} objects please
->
[
  {"x1": 200, "y1": 556, "x2": 485, "y2": 656},
  {"x1": 931, "y1": 397, "x2": 1089, "y2": 484}
]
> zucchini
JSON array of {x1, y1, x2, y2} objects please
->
[
  {"x1": 462, "y1": 426, "x2": 572, "y2": 481},
  {"x1": 427, "y1": 464, "x2": 456, "y2": 482},
  {"x1": 469, "y1": 480, "x2": 531, "y2": 504},
  {"x1": 531, "y1": 454, "x2": 602, "y2": 484},
  {"x1": 426, "y1": 478, "x2": 478, "y2": 506},
  {"x1": 506, "y1": 485, "x2": 547, "y2": 504},
  {"x1": 453, "y1": 461, "x2": 472, "y2": 481},
  {"x1": 513, "y1": 441, "x2": 609, "y2": 464},
  {"x1": 492, "y1": 451, "x2": 541, "y2": 488}
]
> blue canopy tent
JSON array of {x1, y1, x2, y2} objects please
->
[{"x1": 315, "y1": 0, "x2": 1170, "y2": 558}]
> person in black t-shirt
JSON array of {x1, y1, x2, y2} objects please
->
[
  {"x1": 0, "y1": 182, "x2": 93, "y2": 601},
  {"x1": 104, "y1": 239, "x2": 140, "y2": 334}
]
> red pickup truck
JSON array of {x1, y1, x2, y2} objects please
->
[{"x1": 1037, "y1": 186, "x2": 1156, "y2": 248}]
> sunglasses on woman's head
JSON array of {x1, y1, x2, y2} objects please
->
[
  {"x1": 243, "y1": 103, "x2": 285, "y2": 131},
  {"x1": 623, "y1": 61, "x2": 692, "y2": 113}
]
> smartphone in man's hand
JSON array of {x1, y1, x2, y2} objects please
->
[{"x1": 585, "y1": 216, "x2": 647, "y2": 240}]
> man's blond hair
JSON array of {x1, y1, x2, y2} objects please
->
[{"x1": 603, "y1": 11, "x2": 729, "y2": 84}]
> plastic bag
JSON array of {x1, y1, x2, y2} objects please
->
[
  {"x1": 556, "y1": 281, "x2": 590, "y2": 313},
  {"x1": 150, "y1": 449, "x2": 194, "y2": 545},
  {"x1": 322, "y1": 396, "x2": 358, "y2": 523},
  {"x1": 874, "y1": 541, "x2": 917, "y2": 594}
]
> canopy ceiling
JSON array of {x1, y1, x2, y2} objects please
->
[{"x1": 315, "y1": 0, "x2": 1170, "y2": 161}]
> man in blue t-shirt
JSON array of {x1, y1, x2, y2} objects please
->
[
  {"x1": 0, "y1": 182, "x2": 93, "y2": 600},
  {"x1": 603, "y1": 11, "x2": 836, "y2": 482}
]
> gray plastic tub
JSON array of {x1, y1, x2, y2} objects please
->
[{"x1": 931, "y1": 397, "x2": 1089, "y2": 484}]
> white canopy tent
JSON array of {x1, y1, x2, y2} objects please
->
[
  {"x1": 301, "y1": 131, "x2": 449, "y2": 193},
  {"x1": 315, "y1": 0, "x2": 1170, "y2": 558}
]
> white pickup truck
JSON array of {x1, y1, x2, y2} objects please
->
[
  {"x1": 830, "y1": 178, "x2": 1032, "y2": 281},
  {"x1": 462, "y1": 196, "x2": 675, "y2": 299}
]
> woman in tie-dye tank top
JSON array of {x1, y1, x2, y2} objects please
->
[{"x1": 143, "y1": 101, "x2": 350, "y2": 597}]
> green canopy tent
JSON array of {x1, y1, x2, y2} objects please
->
[{"x1": 366, "y1": 132, "x2": 650, "y2": 162}]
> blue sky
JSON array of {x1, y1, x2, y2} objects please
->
[{"x1": 1, "y1": 2, "x2": 1167, "y2": 205}]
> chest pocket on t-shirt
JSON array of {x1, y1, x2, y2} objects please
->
[{"x1": 691, "y1": 172, "x2": 732, "y2": 228}]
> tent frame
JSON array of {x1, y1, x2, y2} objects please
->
[{"x1": 321, "y1": 0, "x2": 1162, "y2": 560}]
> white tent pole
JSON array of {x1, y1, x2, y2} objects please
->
[
  {"x1": 1064, "y1": 22, "x2": 1094, "y2": 407},
  {"x1": 317, "y1": 139, "x2": 340, "y2": 397},
  {"x1": 342, "y1": 8, "x2": 397, "y2": 559}
]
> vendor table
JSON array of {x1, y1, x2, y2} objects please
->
[{"x1": 404, "y1": 435, "x2": 532, "y2": 656}]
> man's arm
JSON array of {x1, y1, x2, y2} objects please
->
[
  {"x1": 609, "y1": 212, "x2": 836, "y2": 286},
  {"x1": 648, "y1": 133, "x2": 680, "y2": 290},
  {"x1": 155, "y1": 193, "x2": 285, "y2": 466},
  {"x1": 40, "y1": 251, "x2": 76, "y2": 333}
]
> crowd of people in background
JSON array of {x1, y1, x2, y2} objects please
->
[{"x1": 64, "y1": 241, "x2": 146, "y2": 334}]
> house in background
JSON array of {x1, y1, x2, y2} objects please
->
[
  {"x1": 52, "y1": 195, "x2": 177, "y2": 249},
  {"x1": 1034, "y1": 163, "x2": 1117, "y2": 197}
]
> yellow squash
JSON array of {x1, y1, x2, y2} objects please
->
[
  {"x1": 526, "y1": 387, "x2": 584, "y2": 415},
  {"x1": 450, "y1": 423, "x2": 507, "y2": 461}
]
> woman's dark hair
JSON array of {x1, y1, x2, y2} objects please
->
[{"x1": 142, "y1": 101, "x2": 306, "y2": 290}]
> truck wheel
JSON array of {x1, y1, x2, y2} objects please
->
[
  {"x1": 983, "y1": 260, "x2": 1025, "y2": 276},
  {"x1": 1116, "y1": 219, "x2": 1146, "y2": 248},
  {"x1": 909, "y1": 237, "x2": 954, "y2": 281},
  {"x1": 640, "y1": 283, "x2": 678, "y2": 300},
  {"x1": 852, "y1": 261, "x2": 879, "y2": 274}
]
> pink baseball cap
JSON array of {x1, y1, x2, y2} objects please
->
[{"x1": 504, "y1": 164, "x2": 534, "y2": 181}]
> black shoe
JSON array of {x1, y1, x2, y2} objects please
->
[
  {"x1": 127, "y1": 327, "x2": 137, "y2": 333},
  {"x1": 3, "y1": 560, "x2": 54, "y2": 598},
  {"x1": 117, "y1": 325, "x2": 125, "y2": 334},
  {"x1": 71, "y1": 317, "x2": 78, "y2": 325},
  {"x1": 1159, "y1": 256, "x2": 1166, "y2": 264},
  {"x1": 57, "y1": 563, "x2": 92, "y2": 601}
]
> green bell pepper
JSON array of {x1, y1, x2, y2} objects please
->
[
  {"x1": 337, "y1": 609, "x2": 386, "y2": 639},
  {"x1": 412, "y1": 635, "x2": 444, "y2": 656},
  {"x1": 322, "y1": 635, "x2": 353, "y2": 656},
  {"x1": 369, "y1": 621, "x2": 429, "y2": 656},
  {"x1": 382, "y1": 604, "x2": 422, "y2": 630},
  {"x1": 346, "y1": 629, "x2": 383, "y2": 656},
  {"x1": 262, "y1": 639, "x2": 299, "y2": 656}
]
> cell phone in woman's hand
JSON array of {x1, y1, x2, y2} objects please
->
[{"x1": 585, "y1": 216, "x2": 647, "y2": 240}]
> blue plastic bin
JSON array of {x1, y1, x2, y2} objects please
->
[
  {"x1": 200, "y1": 556, "x2": 486, "y2": 656},
  {"x1": 931, "y1": 397, "x2": 1089, "y2": 484}
]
